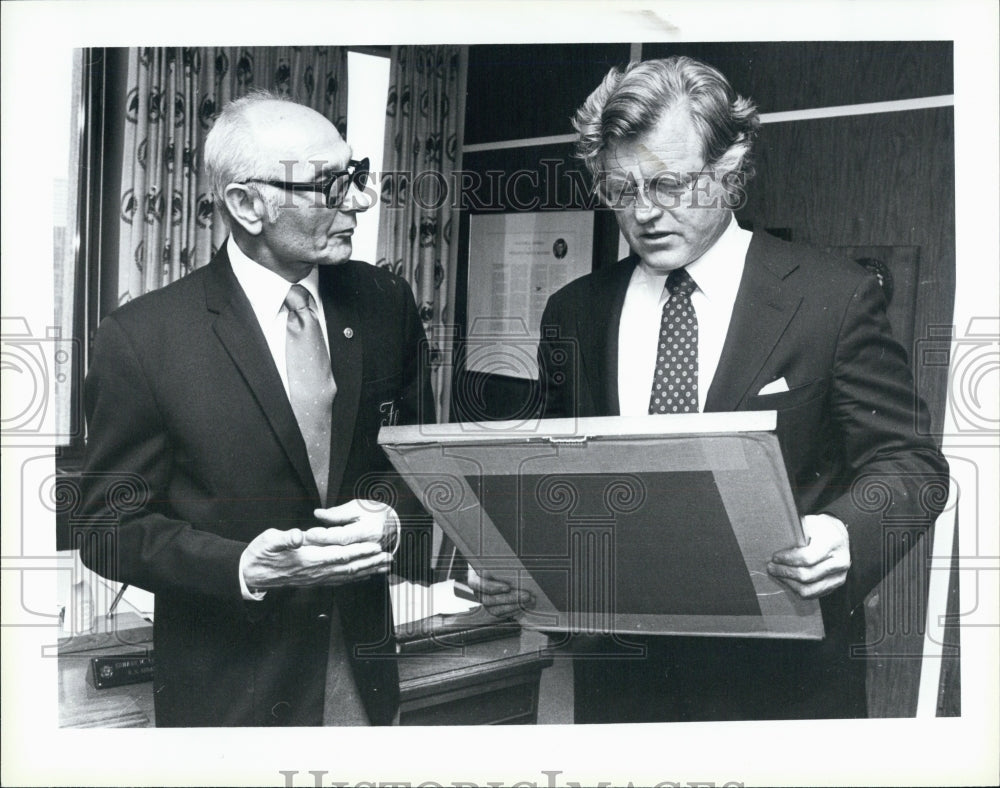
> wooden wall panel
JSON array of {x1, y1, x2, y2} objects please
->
[
  {"x1": 642, "y1": 41, "x2": 953, "y2": 112},
  {"x1": 461, "y1": 143, "x2": 589, "y2": 212},
  {"x1": 465, "y1": 44, "x2": 631, "y2": 144}
]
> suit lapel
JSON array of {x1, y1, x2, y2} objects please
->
[
  {"x1": 587, "y1": 256, "x2": 637, "y2": 416},
  {"x1": 204, "y1": 248, "x2": 319, "y2": 501},
  {"x1": 706, "y1": 232, "x2": 803, "y2": 412},
  {"x1": 319, "y1": 264, "x2": 362, "y2": 503}
]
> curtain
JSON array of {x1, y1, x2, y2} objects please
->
[
  {"x1": 116, "y1": 47, "x2": 349, "y2": 304},
  {"x1": 376, "y1": 46, "x2": 462, "y2": 417}
]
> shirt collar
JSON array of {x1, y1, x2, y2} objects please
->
[
  {"x1": 631, "y1": 214, "x2": 752, "y2": 302},
  {"x1": 227, "y1": 235, "x2": 322, "y2": 318},
  {"x1": 683, "y1": 215, "x2": 751, "y2": 303}
]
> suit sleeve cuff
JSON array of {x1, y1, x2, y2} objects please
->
[{"x1": 238, "y1": 548, "x2": 267, "y2": 601}]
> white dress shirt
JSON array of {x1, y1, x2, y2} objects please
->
[
  {"x1": 227, "y1": 235, "x2": 331, "y2": 395},
  {"x1": 617, "y1": 217, "x2": 753, "y2": 416}
]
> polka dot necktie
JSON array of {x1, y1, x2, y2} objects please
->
[
  {"x1": 285, "y1": 284, "x2": 337, "y2": 505},
  {"x1": 648, "y1": 267, "x2": 699, "y2": 414}
]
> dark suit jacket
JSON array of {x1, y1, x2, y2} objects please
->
[
  {"x1": 538, "y1": 230, "x2": 948, "y2": 721},
  {"x1": 79, "y1": 247, "x2": 434, "y2": 726}
]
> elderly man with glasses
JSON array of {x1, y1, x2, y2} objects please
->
[
  {"x1": 79, "y1": 90, "x2": 434, "y2": 726},
  {"x1": 474, "y1": 56, "x2": 948, "y2": 723}
]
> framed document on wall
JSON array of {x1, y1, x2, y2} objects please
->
[
  {"x1": 466, "y1": 211, "x2": 593, "y2": 379},
  {"x1": 380, "y1": 412, "x2": 825, "y2": 640}
]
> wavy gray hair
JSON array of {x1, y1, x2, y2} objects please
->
[{"x1": 573, "y1": 57, "x2": 760, "y2": 186}]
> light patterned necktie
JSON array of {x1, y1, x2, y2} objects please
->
[
  {"x1": 648, "y1": 267, "x2": 699, "y2": 414},
  {"x1": 284, "y1": 284, "x2": 337, "y2": 504}
]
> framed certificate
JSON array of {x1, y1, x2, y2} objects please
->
[
  {"x1": 380, "y1": 412, "x2": 824, "y2": 640},
  {"x1": 465, "y1": 211, "x2": 594, "y2": 379}
]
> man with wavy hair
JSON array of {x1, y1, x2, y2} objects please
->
[{"x1": 474, "y1": 57, "x2": 947, "y2": 722}]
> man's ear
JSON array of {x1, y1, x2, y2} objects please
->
[{"x1": 223, "y1": 184, "x2": 267, "y2": 236}]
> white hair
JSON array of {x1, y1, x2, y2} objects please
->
[{"x1": 204, "y1": 89, "x2": 290, "y2": 223}]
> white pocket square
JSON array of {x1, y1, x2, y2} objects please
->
[{"x1": 758, "y1": 377, "x2": 790, "y2": 396}]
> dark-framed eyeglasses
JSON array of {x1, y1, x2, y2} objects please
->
[{"x1": 243, "y1": 157, "x2": 370, "y2": 209}]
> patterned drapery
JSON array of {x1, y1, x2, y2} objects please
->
[
  {"x1": 116, "y1": 47, "x2": 348, "y2": 304},
  {"x1": 376, "y1": 46, "x2": 462, "y2": 416}
]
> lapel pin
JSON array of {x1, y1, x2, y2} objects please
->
[{"x1": 343, "y1": 327, "x2": 354, "y2": 339}]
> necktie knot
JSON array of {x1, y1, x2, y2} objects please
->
[
  {"x1": 285, "y1": 283, "x2": 313, "y2": 312},
  {"x1": 666, "y1": 267, "x2": 697, "y2": 298}
]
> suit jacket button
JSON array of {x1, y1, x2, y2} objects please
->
[
  {"x1": 343, "y1": 327, "x2": 354, "y2": 339},
  {"x1": 317, "y1": 613, "x2": 330, "y2": 621}
]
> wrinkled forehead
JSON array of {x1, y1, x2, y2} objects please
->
[
  {"x1": 601, "y1": 139, "x2": 702, "y2": 178},
  {"x1": 599, "y1": 108, "x2": 705, "y2": 177}
]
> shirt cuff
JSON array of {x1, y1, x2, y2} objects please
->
[
  {"x1": 385, "y1": 506, "x2": 402, "y2": 557},
  {"x1": 238, "y1": 548, "x2": 267, "y2": 601}
]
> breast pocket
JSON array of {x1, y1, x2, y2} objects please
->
[
  {"x1": 745, "y1": 378, "x2": 831, "y2": 486},
  {"x1": 746, "y1": 378, "x2": 828, "y2": 411}
]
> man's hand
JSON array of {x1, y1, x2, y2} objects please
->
[
  {"x1": 241, "y1": 500, "x2": 397, "y2": 590},
  {"x1": 466, "y1": 568, "x2": 535, "y2": 619},
  {"x1": 313, "y1": 499, "x2": 399, "y2": 553},
  {"x1": 767, "y1": 513, "x2": 851, "y2": 599}
]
